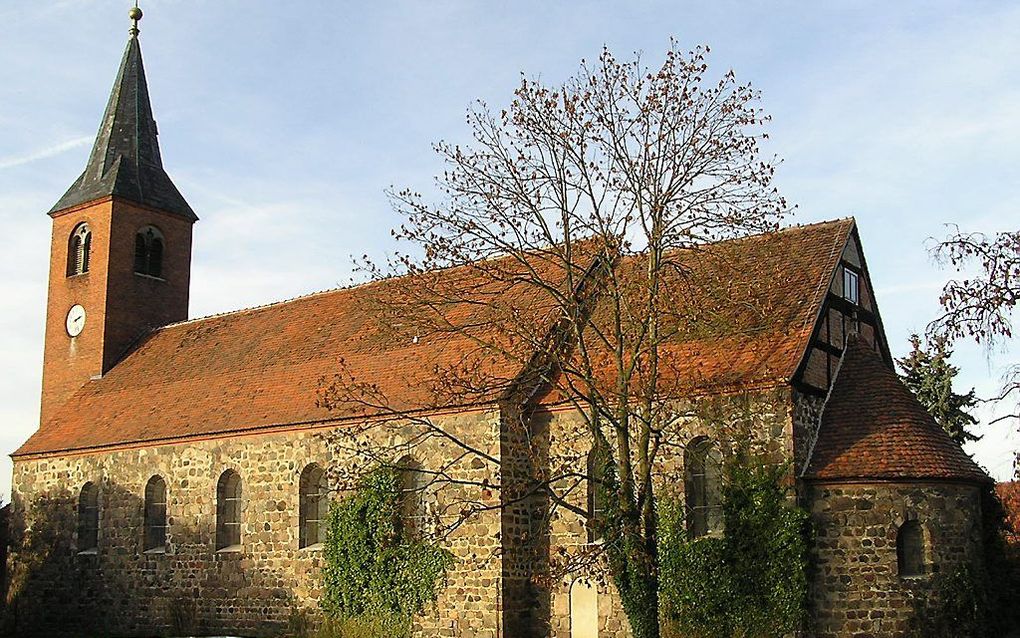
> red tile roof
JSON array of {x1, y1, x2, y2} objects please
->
[
  {"x1": 15, "y1": 219, "x2": 854, "y2": 457},
  {"x1": 580, "y1": 219, "x2": 853, "y2": 397},
  {"x1": 805, "y1": 335, "x2": 989, "y2": 483}
]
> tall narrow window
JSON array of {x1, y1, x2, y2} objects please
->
[
  {"x1": 67, "y1": 223, "x2": 91, "y2": 276},
  {"x1": 684, "y1": 438, "x2": 723, "y2": 538},
  {"x1": 897, "y1": 520, "x2": 924, "y2": 577},
  {"x1": 586, "y1": 445, "x2": 610, "y2": 544},
  {"x1": 78, "y1": 482, "x2": 99, "y2": 552},
  {"x1": 299, "y1": 464, "x2": 327, "y2": 548},
  {"x1": 216, "y1": 469, "x2": 242, "y2": 550},
  {"x1": 134, "y1": 226, "x2": 164, "y2": 278},
  {"x1": 397, "y1": 456, "x2": 426, "y2": 538},
  {"x1": 144, "y1": 475, "x2": 168, "y2": 552}
]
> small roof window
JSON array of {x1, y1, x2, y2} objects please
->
[{"x1": 843, "y1": 269, "x2": 859, "y2": 305}]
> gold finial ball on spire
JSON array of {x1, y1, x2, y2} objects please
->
[{"x1": 128, "y1": 3, "x2": 142, "y2": 37}]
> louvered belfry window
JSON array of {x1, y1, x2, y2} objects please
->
[
  {"x1": 67, "y1": 223, "x2": 92, "y2": 276},
  {"x1": 134, "y1": 226, "x2": 164, "y2": 278}
]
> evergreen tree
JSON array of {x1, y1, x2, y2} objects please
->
[{"x1": 897, "y1": 334, "x2": 981, "y2": 445}]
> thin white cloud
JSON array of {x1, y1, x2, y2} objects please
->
[{"x1": 0, "y1": 135, "x2": 91, "y2": 171}]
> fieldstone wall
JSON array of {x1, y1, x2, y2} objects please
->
[
  {"x1": 6, "y1": 408, "x2": 503, "y2": 637},
  {"x1": 807, "y1": 480, "x2": 983, "y2": 638},
  {"x1": 792, "y1": 390, "x2": 826, "y2": 475}
]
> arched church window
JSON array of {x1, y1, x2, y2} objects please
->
[
  {"x1": 897, "y1": 519, "x2": 925, "y2": 577},
  {"x1": 144, "y1": 475, "x2": 168, "y2": 552},
  {"x1": 299, "y1": 463, "x2": 327, "y2": 548},
  {"x1": 586, "y1": 445, "x2": 610, "y2": 544},
  {"x1": 78, "y1": 481, "x2": 99, "y2": 552},
  {"x1": 67, "y1": 223, "x2": 91, "y2": 276},
  {"x1": 397, "y1": 456, "x2": 427, "y2": 537},
  {"x1": 684, "y1": 437, "x2": 723, "y2": 538},
  {"x1": 134, "y1": 225, "x2": 164, "y2": 278},
  {"x1": 216, "y1": 469, "x2": 242, "y2": 550}
]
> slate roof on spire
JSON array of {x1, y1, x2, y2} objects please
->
[
  {"x1": 49, "y1": 33, "x2": 196, "y2": 220},
  {"x1": 805, "y1": 335, "x2": 989, "y2": 483}
]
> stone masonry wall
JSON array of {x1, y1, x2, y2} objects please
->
[
  {"x1": 6, "y1": 408, "x2": 503, "y2": 638},
  {"x1": 792, "y1": 390, "x2": 826, "y2": 476},
  {"x1": 807, "y1": 481, "x2": 983, "y2": 638}
]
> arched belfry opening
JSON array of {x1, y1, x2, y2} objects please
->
[
  {"x1": 67, "y1": 223, "x2": 91, "y2": 276},
  {"x1": 134, "y1": 225, "x2": 164, "y2": 278}
]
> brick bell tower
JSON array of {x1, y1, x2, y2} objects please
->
[{"x1": 40, "y1": 6, "x2": 197, "y2": 424}]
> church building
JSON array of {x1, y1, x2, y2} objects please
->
[{"x1": 5, "y1": 8, "x2": 992, "y2": 638}]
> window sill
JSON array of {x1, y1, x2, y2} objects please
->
[
  {"x1": 143, "y1": 546, "x2": 167, "y2": 555},
  {"x1": 77, "y1": 548, "x2": 98, "y2": 556},
  {"x1": 216, "y1": 544, "x2": 243, "y2": 554},
  {"x1": 900, "y1": 573, "x2": 928, "y2": 581},
  {"x1": 300, "y1": 542, "x2": 324, "y2": 552},
  {"x1": 66, "y1": 272, "x2": 90, "y2": 280},
  {"x1": 133, "y1": 272, "x2": 166, "y2": 282}
]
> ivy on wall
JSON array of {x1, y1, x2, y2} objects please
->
[
  {"x1": 658, "y1": 461, "x2": 810, "y2": 638},
  {"x1": 320, "y1": 467, "x2": 453, "y2": 634}
]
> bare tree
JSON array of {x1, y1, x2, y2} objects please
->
[
  {"x1": 930, "y1": 227, "x2": 1020, "y2": 475},
  {"x1": 318, "y1": 42, "x2": 788, "y2": 638}
]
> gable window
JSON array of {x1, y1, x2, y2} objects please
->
[
  {"x1": 216, "y1": 469, "x2": 242, "y2": 550},
  {"x1": 299, "y1": 464, "x2": 327, "y2": 549},
  {"x1": 843, "y1": 268, "x2": 859, "y2": 305},
  {"x1": 78, "y1": 482, "x2": 99, "y2": 553},
  {"x1": 397, "y1": 456, "x2": 427, "y2": 538},
  {"x1": 684, "y1": 437, "x2": 723, "y2": 538},
  {"x1": 586, "y1": 445, "x2": 610, "y2": 543},
  {"x1": 897, "y1": 519, "x2": 925, "y2": 577},
  {"x1": 67, "y1": 223, "x2": 92, "y2": 276},
  {"x1": 144, "y1": 475, "x2": 168, "y2": 552},
  {"x1": 134, "y1": 226, "x2": 164, "y2": 278}
]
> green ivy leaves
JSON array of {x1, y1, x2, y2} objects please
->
[
  {"x1": 658, "y1": 461, "x2": 810, "y2": 638},
  {"x1": 320, "y1": 467, "x2": 454, "y2": 635}
]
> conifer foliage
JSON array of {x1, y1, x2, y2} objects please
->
[{"x1": 896, "y1": 333, "x2": 980, "y2": 445}]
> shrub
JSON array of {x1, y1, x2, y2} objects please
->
[{"x1": 659, "y1": 460, "x2": 810, "y2": 638}]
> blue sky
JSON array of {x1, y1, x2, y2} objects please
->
[{"x1": 1, "y1": 1, "x2": 1018, "y2": 498}]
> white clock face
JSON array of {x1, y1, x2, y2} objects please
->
[{"x1": 66, "y1": 304, "x2": 86, "y2": 337}]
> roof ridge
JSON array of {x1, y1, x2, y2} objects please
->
[
  {"x1": 158, "y1": 280, "x2": 373, "y2": 330},
  {"x1": 164, "y1": 218, "x2": 854, "y2": 332}
]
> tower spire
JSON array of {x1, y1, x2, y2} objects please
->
[{"x1": 49, "y1": 3, "x2": 196, "y2": 220}]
